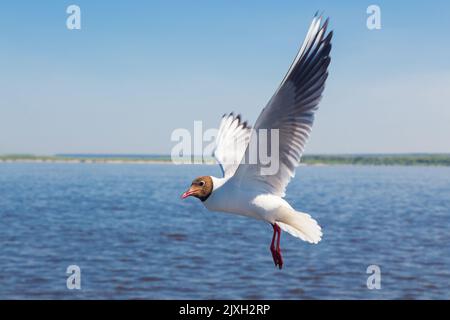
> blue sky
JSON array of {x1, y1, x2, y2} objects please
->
[{"x1": 1, "y1": 0, "x2": 450, "y2": 155}]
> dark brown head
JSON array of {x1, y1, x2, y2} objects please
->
[{"x1": 181, "y1": 176, "x2": 213, "y2": 202}]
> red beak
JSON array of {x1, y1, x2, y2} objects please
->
[{"x1": 181, "y1": 188, "x2": 196, "y2": 199}]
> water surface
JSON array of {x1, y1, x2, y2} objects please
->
[{"x1": 0, "y1": 163, "x2": 449, "y2": 299}]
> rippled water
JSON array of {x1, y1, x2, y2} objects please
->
[{"x1": 0, "y1": 163, "x2": 449, "y2": 299}]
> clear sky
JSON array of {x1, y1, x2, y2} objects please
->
[{"x1": 1, "y1": 0, "x2": 449, "y2": 155}]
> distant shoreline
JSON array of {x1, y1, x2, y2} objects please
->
[{"x1": 1, "y1": 154, "x2": 450, "y2": 166}]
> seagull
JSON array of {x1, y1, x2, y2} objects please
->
[{"x1": 182, "y1": 15, "x2": 332, "y2": 269}]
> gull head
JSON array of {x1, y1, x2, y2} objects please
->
[{"x1": 181, "y1": 176, "x2": 213, "y2": 202}]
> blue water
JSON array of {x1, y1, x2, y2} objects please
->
[{"x1": 0, "y1": 163, "x2": 449, "y2": 299}]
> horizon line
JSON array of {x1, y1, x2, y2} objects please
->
[{"x1": 2, "y1": 152, "x2": 450, "y2": 157}]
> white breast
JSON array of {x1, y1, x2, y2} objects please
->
[{"x1": 203, "y1": 176, "x2": 269, "y2": 221}]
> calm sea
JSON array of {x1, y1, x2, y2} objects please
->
[{"x1": 0, "y1": 163, "x2": 449, "y2": 299}]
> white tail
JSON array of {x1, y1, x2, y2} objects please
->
[{"x1": 277, "y1": 209, "x2": 322, "y2": 244}]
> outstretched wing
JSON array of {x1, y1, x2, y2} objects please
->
[
  {"x1": 213, "y1": 113, "x2": 252, "y2": 178},
  {"x1": 233, "y1": 15, "x2": 333, "y2": 196}
]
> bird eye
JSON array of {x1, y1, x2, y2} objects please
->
[{"x1": 199, "y1": 181, "x2": 205, "y2": 187}]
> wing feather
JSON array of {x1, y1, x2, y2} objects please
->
[
  {"x1": 233, "y1": 15, "x2": 333, "y2": 196},
  {"x1": 213, "y1": 113, "x2": 252, "y2": 178}
]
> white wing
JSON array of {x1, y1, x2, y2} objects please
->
[
  {"x1": 213, "y1": 113, "x2": 252, "y2": 178},
  {"x1": 233, "y1": 15, "x2": 333, "y2": 196}
]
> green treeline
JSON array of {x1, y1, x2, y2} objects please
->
[{"x1": 1, "y1": 154, "x2": 450, "y2": 166}]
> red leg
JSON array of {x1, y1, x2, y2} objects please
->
[
  {"x1": 270, "y1": 224, "x2": 278, "y2": 266},
  {"x1": 269, "y1": 223, "x2": 283, "y2": 269},
  {"x1": 275, "y1": 224, "x2": 283, "y2": 269}
]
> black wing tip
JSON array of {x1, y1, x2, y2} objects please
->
[
  {"x1": 313, "y1": 11, "x2": 329, "y2": 21},
  {"x1": 221, "y1": 112, "x2": 251, "y2": 129},
  {"x1": 322, "y1": 17, "x2": 330, "y2": 30},
  {"x1": 242, "y1": 121, "x2": 251, "y2": 129},
  {"x1": 313, "y1": 11, "x2": 332, "y2": 36},
  {"x1": 235, "y1": 113, "x2": 252, "y2": 129},
  {"x1": 223, "y1": 112, "x2": 235, "y2": 119}
]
